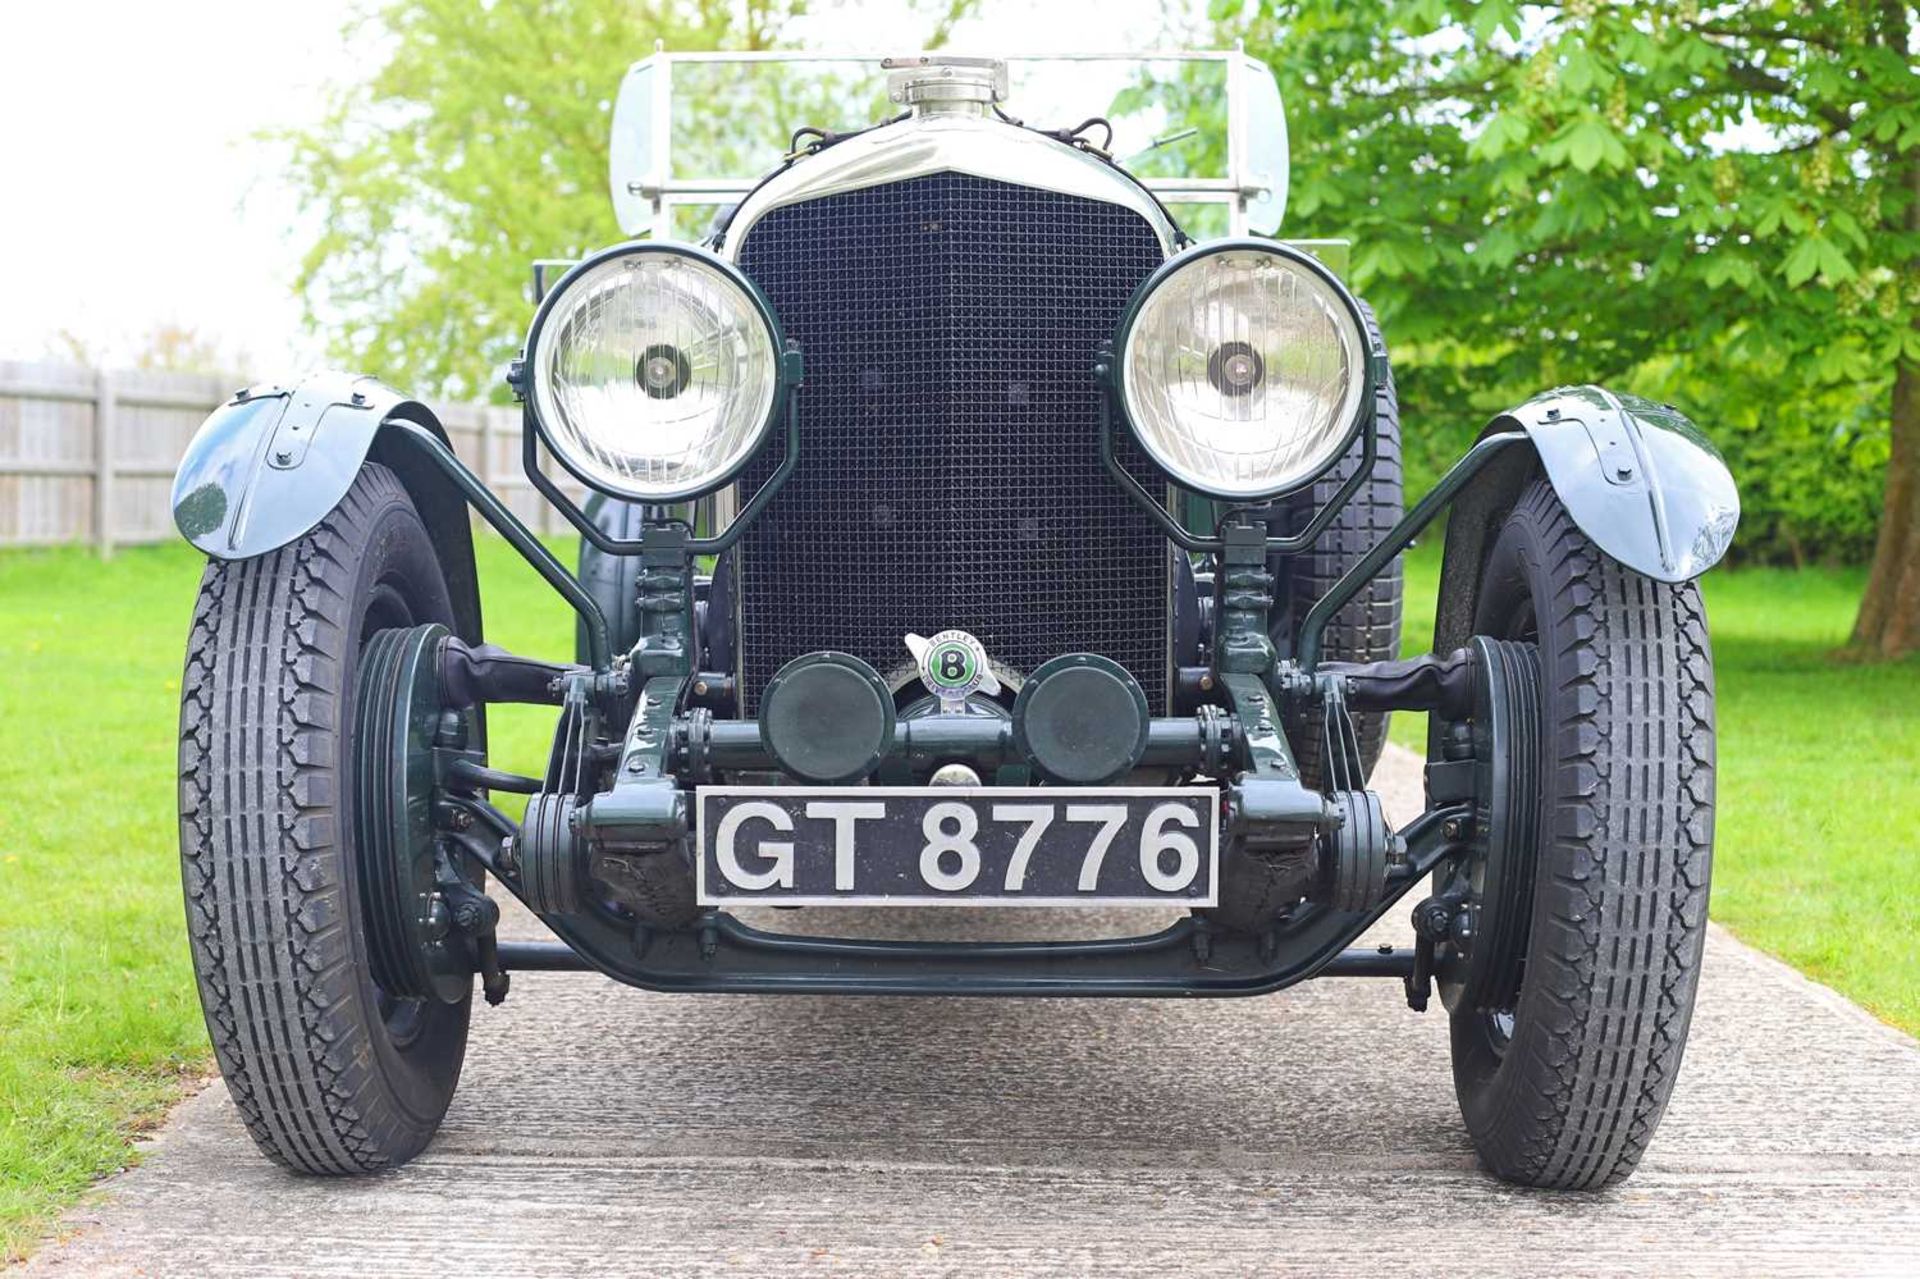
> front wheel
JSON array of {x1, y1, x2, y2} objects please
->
[
  {"x1": 1445, "y1": 478, "x2": 1715, "y2": 1189},
  {"x1": 178, "y1": 463, "x2": 470, "y2": 1173}
]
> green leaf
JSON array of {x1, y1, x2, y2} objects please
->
[
  {"x1": 1491, "y1": 160, "x2": 1532, "y2": 197},
  {"x1": 1468, "y1": 112, "x2": 1530, "y2": 161},
  {"x1": 1827, "y1": 209, "x2": 1869, "y2": 252},
  {"x1": 1811, "y1": 341, "x2": 1873, "y2": 385},
  {"x1": 1469, "y1": 0, "x2": 1520, "y2": 42},
  {"x1": 1358, "y1": 239, "x2": 1410, "y2": 279},
  {"x1": 1870, "y1": 104, "x2": 1920, "y2": 148},
  {"x1": 1783, "y1": 235, "x2": 1857, "y2": 287},
  {"x1": 1479, "y1": 222, "x2": 1523, "y2": 267},
  {"x1": 1560, "y1": 45, "x2": 1599, "y2": 96},
  {"x1": 1703, "y1": 255, "x2": 1758, "y2": 291},
  {"x1": 1812, "y1": 238, "x2": 1857, "y2": 284},
  {"x1": 1562, "y1": 117, "x2": 1623, "y2": 173},
  {"x1": 1783, "y1": 236, "x2": 1823, "y2": 287}
]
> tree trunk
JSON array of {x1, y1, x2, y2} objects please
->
[
  {"x1": 1849, "y1": 39, "x2": 1920, "y2": 660},
  {"x1": 1851, "y1": 355, "x2": 1920, "y2": 658}
]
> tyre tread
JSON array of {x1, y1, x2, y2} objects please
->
[
  {"x1": 179, "y1": 465, "x2": 440, "y2": 1173},
  {"x1": 1286, "y1": 301, "x2": 1404, "y2": 788},
  {"x1": 1457, "y1": 480, "x2": 1714, "y2": 1189}
]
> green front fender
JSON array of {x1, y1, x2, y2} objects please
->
[
  {"x1": 175, "y1": 372, "x2": 429, "y2": 558},
  {"x1": 1432, "y1": 383, "x2": 1738, "y2": 654},
  {"x1": 170, "y1": 370, "x2": 483, "y2": 643},
  {"x1": 1488, "y1": 385, "x2": 1739, "y2": 582}
]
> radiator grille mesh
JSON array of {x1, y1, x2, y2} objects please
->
[{"x1": 733, "y1": 172, "x2": 1170, "y2": 711}]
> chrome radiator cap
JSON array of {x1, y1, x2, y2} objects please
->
[{"x1": 882, "y1": 55, "x2": 1008, "y2": 116}]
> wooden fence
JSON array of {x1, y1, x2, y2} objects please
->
[{"x1": 0, "y1": 361, "x2": 589, "y2": 553}]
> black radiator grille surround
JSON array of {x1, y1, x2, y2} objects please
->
[{"x1": 733, "y1": 172, "x2": 1170, "y2": 712}]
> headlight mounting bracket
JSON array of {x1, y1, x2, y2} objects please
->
[{"x1": 521, "y1": 354, "x2": 804, "y2": 560}]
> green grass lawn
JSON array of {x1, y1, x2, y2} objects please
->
[
  {"x1": 1, "y1": 535, "x2": 1915, "y2": 1258},
  {"x1": 0, "y1": 538, "x2": 573, "y2": 1260}
]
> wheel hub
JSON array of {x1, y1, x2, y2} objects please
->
[
  {"x1": 354, "y1": 623, "x2": 476, "y2": 1004},
  {"x1": 1435, "y1": 636, "x2": 1543, "y2": 1015}
]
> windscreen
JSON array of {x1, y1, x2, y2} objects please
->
[{"x1": 609, "y1": 53, "x2": 1286, "y2": 242}]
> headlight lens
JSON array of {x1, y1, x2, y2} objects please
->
[
  {"x1": 529, "y1": 246, "x2": 780, "y2": 501},
  {"x1": 1119, "y1": 244, "x2": 1368, "y2": 500}
]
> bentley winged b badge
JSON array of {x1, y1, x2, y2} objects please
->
[{"x1": 905, "y1": 629, "x2": 999, "y2": 714}]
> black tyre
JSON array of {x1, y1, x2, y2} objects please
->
[
  {"x1": 1281, "y1": 300, "x2": 1403, "y2": 789},
  {"x1": 178, "y1": 463, "x2": 470, "y2": 1173},
  {"x1": 1449, "y1": 478, "x2": 1714, "y2": 1189},
  {"x1": 575, "y1": 493, "x2": 648, "y2": 665}
]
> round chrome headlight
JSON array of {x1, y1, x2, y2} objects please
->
[
  {"x1": 527, "y1": 244, "x2": 783, "y2": 501},
  {"x1": 1117, "y1": 242, "x2": 1370, "y2": 500}
]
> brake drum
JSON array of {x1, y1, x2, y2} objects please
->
[{"x1": 1435, "y1": 636, "x2": 1543, "y2": 1016}]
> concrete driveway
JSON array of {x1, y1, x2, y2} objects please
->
[{"x1": 25, "y1": 746, "x2": 1920, "y2": 1277}]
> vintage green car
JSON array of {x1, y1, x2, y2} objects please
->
[{"x1": 170, "y1": 53, "x2": 1737, "y2": 1189}]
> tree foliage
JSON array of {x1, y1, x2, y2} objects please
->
[
  {"x1": 285, "y1": 0, "x2": 971, "y2": 401},
  {"x1": 1227, "y1": 0, "x2": 1917, "y2": 582}
]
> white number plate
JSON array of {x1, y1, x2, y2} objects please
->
[{"x1": 695, "y1": 786, "x2": 1220, "y2": 907}]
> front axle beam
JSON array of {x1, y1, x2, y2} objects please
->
[{"x1": 493, "y1": 936, "x2": 1423, "y2": 981}]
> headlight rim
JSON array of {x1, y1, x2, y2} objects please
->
[
  {"x1": 1112, "y1": 237, "x2": 1375, "y2": 503},
  {"x1": 524, "y1": 240, "x2": 790, "y2": 504}
]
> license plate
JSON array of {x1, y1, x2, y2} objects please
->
[{"x1": 696, "y1": 786, "x2": 1220, "y2": 907}]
